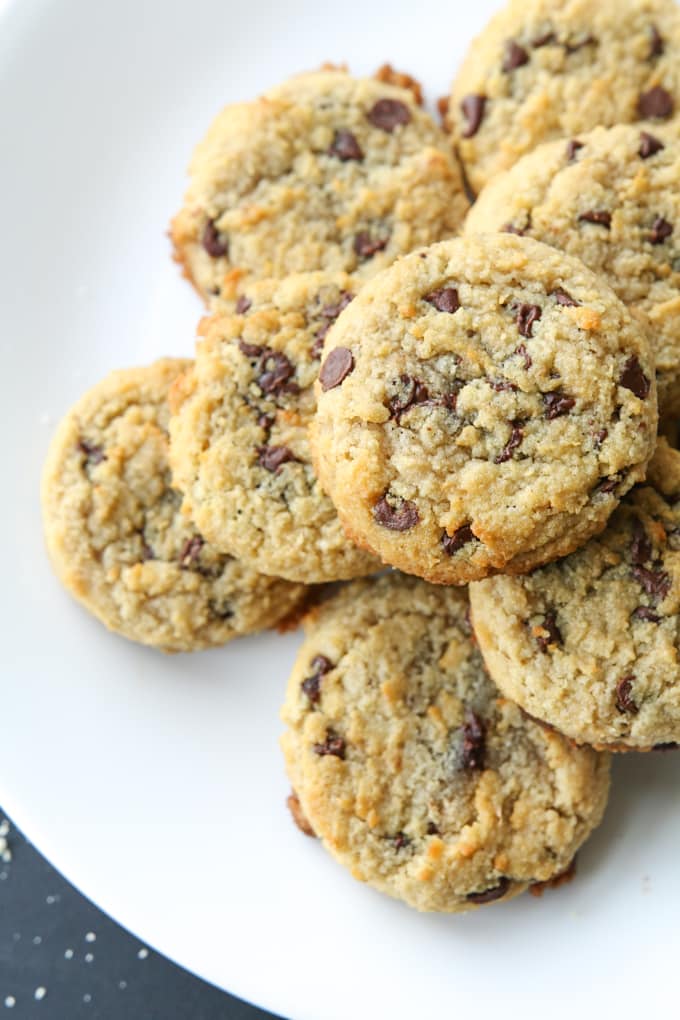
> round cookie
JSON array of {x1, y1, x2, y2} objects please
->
[
  {"x1": 470, "y1": 439, "x2": 680, "y2": 751},
  {"x1": 466, "y1": 124, "x2": 680, "y2": 415},
  {"x1": 171, "y1": 70, "x2": 468, "y2": 304},
  {"x1": 169, "y1": 274, "x2": 380, "y2": 583},
  {"x1": 42, "y1": 359, "x2": 306, "y2": 652},
  {"x1": 281, "y1": 574, "x2": 610, "y2": 913},
  {"x1": 310, "y1": 234, "x2": 657, "y2": 584},
  {"x1": 450, "y1": 0, "x2": 680, "y2": 195}
]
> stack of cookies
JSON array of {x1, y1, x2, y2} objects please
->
[{"x1": 41, "y1": 0, "x2": 680, "y2": 915}]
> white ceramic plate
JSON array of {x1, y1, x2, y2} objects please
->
[{"x1": 2, "y1": 0, "x2": 680, "y2": 1016}]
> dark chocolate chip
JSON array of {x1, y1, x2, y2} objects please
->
[
  {"x1": 313, "y1": 731, "x2": 346, "y2": 759},
  {"x1": 235, "y1": 295, "x2": 252, "y2": 314},
  {"x1": 552, "y1": 288, "x2": 579, "y2": 306},
  {"x1": 516, "y1": 303, "x2": 542, "y2": 338},
  {"x1": 593, "y1": 428, "x2": 608, "y2": 447},
  {"x1": 466, "y1": 877, "x2": 511, "y2": 904},
  {"x1": 639, "y1": 131, "x2": 665, "y2": 158},
  {"x1": 532, "y1": 31, "x2": 556, "y2": 47},
  {"x1": 238, "y1": 339, "x2": 264, "y2": 358},
  {"x1": 257, "y1": 444, "x2": 297, "y2": 473},
  {"x1": 258, "y1": 350, "x2": 298, "y2": 396},
  {"x1": 320, "y1": 292, "x2": 353, "y2": 320},
  {"x1": 424, "y1": 286, "x2": 460, "y2": 313},
  {"x1": 426, "y1": 821, "x2": 439, "y2": 836},
  {"x1": 140, "y1": 537, "x2": 154, "y2": 562},
  {"x1": 460, "y1": 711, "x2": 485, "y2": 771},
  {"x1": 257, "y1": 412, "x2": 274, "y2": 431},
  {"x1": 373, "y1": 494, "x2": 420, "y2": 531},
  {"x1": 578, "y1": 209, "x2": 611, "y2": 228},
  {"x1": 515, "y1": 343, "x2": 532, "y2": 369},
  {"x1": 503, "y1": 39, "x2": 529, "y2": 71},
  {"x1": 632, "y1": 606, "x2": 661, "y2": 623},
  {"x1": 78, "y1": 439, "x2": 106, "y2": 466},
  {"x1": 536, "y1": 609, "x2": 562, "y2": 652},
  {"x1": 566, "y1": 139, "x2": 584, "y2": 161},
  {"x1": 494, "y1": 423, "x2": 524, "y2": 464},
  {"x1": 489, "y1": 379, "x2": 518, "y2": 392},
  {"x1": 328, "y1": 129, "x2": 364, "y2": 160},
  {"x1": 619, "y1": 355, "x2": 650, "y2": 399},
  {"x1": 311, "y1": 327, "x2": 330, "y2": 358},
  {"x1": 202, "y1": 219, "x2": 228, "y2": 258},
  {"x1": 649, "y1": 24, "x2": 664, "y2": 58},
  {"x1": 391, "y1": 832, "x2": 411, "y2": 850},
  {"x1": 638, "y1": 86, "x2": 674, "y2": 119},
  {"x1": 615, "y1": 676, "x2": 638, "y2": 715},
  {"x1": 301, "y1": 654, "x2": 334, "y2": 705},
  {"x1": 388, "y1": 374, "x2": 430, "y2": 420},
  {"x1": 353, "y1": 231, "x2": 388, "y2": 258},
  {"x1": 286, "y1": 792, "x2": 316, "y2": 837},
  {"x1": 544, "y1": 391, "x2": 576, "y2": 419},
  {"x1": 631, "y1": 518, "x2": 652, "y2": 565},
  {"x1": 319, "y1": 347, "x2": 354, "y2": 391},
  {"x1": 179, "y1": 534, "x2": 204, "y2": 569},
  {"x1": 460, "y1": 94, "x2": 486, "y2": 138},
  {"x1": 442, "y1": 523, "x2": 476, "y2": 555},
  {"x1": 598, "y1": 476, "x2": 618, "y2": 494},
  {"x1": 632, "y1": 564, "x2": 671, "y2": 600},
  {"x1": 367, "y1": 98, "x2": 411, "y2": 132},
  {"x1": 649, "y1": 216, "x2": 673, "y2": 244},
  {"x1": 502, "y1": 222, "x2": 526, "y2": 236}
]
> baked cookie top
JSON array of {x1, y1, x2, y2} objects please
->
[
  {"x1": 470, "y1": 439, "x2": 680, "y2": 751},
  {"x1": 466, "y1": 124, "x2": 680, "y2": 415},
  {"x1": 450, "y1": 0, "x2": 680, "y2": 194},
  {"x1": 310, "y1": 234, "x2": 657, "y2": 584},
  {"x1": 169, "y1": 274, "x2": 379, "y2": 583},
  {"x1": 41, "y1": 359, "x2": 306, "y2": 652},
  {"x1": 281, "y1": 574, "x2": 610, "y2": 913},
  {"x1": 171, "y1": 70, "x2": 468, "y2": 304}
]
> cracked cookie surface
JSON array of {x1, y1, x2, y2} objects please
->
[
  {"x1": 171, "y1": 70, "x2": 468, "y2": 305},
  {"x1": 471, "y1": 439, "x2": 680, "y2": 750},
  {"x1": 41, "y1": 359, "x2": 306, "y2": 652},
  {"x1": 310, "y1": 234, "x2": 657, "y2": 584},
  {"x1": 280, "y1": 573, "x2": 610, "y2": 912},
  {"x1": 169, "y1": 274, "x2": 379, "y2": 583},
  {"x1": 450, "y1": 0, "x2": 680, "y2": 194}
]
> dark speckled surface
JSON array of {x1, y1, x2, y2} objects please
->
[{"x1": 0, "y1": 812, "x2": 279, "y2": 1019}]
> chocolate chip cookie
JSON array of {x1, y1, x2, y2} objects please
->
[
  {"x1": 281, "y1": 574, "x2": 610, "y2": 912},
  {"x1": 41, "y1": 359, "x2": 306, "y2": 652},
  {"x1": 466, "y1": 124, "x2": 680, "y2": 415},
  {"x1": 470, "y1": 439, "x2": 680, "y2": 750},
  {"x1": 168, "y1": 274, "x2": 379, "y2": 583},
  {"x1": 171, "y1": 70, "x2": 468, "y2": 305},
  {"x1": 451, "y1": 0, "x2": 680, "y2": 194},
  {"x1": 310, "y1": 234, "x2": 657, "y2": 584}
]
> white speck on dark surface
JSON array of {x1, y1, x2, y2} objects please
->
[
  {"x1": 45, "y1": 894, "x2": 59, "y2": 905},
  {"x1": 34, "y1": 987, "x2": 47, "y2": 1001},
  {"x1": 32, "y1": 935, "x2": 42, "y2": 946},
  {"x1": 84, "y1": 953, "x2": 94, "y2": 963},
  {"x1": 3, "y1": 998, "x2": 16, "y2": 1009},
  {"x1": 118, "y1": 980, "x2": 127, "y2": 990},
  {"x1": 64, "y1": 948, "x2": 74, "y2": 960},
  {"x1": 84, "y1": 932, "x2": 96, "y2": 943},
  {"x1": 82, "y1": 994, "x2": 92, "y2": 1004},
  {"x1": 137, "y1": 947, "x2": 149, "y2": 960}
]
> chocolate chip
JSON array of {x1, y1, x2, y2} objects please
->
[
  {"x1": 515, "y1": 343, "x2": 532, "y2": 369},
  {"x1": 632, "y1": 606, "x2": 660, "y2": 623},
  {"x1": 489, "y1": 379, "x2": 518, "y2": 392},
  {"x1": 631, "y1": 518, "x2": 652, "y2": 565},
  {"x1": 566, "y1": 139, "x2": 584, "y2": 161},
  {"x1": 536, "y1": 610, "x2": 562, "y2": 652},
  {"x1": 516, "y1": 303, "x2": 541, "y2": 338},
  {"x1": 257, "y1": 444, "x2": 297, "y2": 473},
  {"x1": 495, "y1": 423, "x2": 523, "y2": 464},
  {"x1": 140, "y1": 537, "x2": 154, "y2": 562},
  {"x1": 638, "y1": 86, "x2": 674, "y2": 119},
  {"x1": 632, "y1": 564, "x2": 671, "y2": 601},
  {"x1": 202, "y1": 218, "x2": 228, "y2": 258},
  {"x1": 311, "y1": 327, "x2": 330, "y2": 358},
  {"x1": 649, "y1": 216, "x2": 673, "y2": 244},
  {"x1": 301, "y1": 654, "x2": 334, "y2": 705},
  {"x1": 320, "y1": 292, "x2": 353, "y2": 320},
  {"x1": 503, "y1": 39, "x2": 529, "y2": 71},
  {"x1": 532, "y1": 31, "x2": 556, "y2": 47},
  {"x1": 179, "y1": 534, "x2": 204, "y2": 569},
  {"x1": 373, "y1": 494, "x2": 420, "y2": 531},
  {"x1": 466, "y1": 877, "x2": 511, "y2": 905},
  {"x1": 649, "y1": 24, "x2": 664, "y2": 58},
  {"x1": 328, "y1": 129, "x2": 364, "y2": 161},
  {"x1": 544, "y1": 391, "x2": 576, "y2": 419},
  {"x1": 319, "y1": 347, "x2": 354, "y2": 391},
  {"x1": 502, "y1": 222, "x2": 526, "y2": 236},
  {"x1": 460, "y1": 711, "x2": 485, "y2": 771},
  {"x1": 442, "y1": 523, "x2": 476, "y2": 555},
  {"x1": 258, "y1": 350, "x2": 298, "y2": 396},
  {"x1": 238, "y1": 339, "x2": 263, "y2": 358},
  {"x1": 460, "y1": 94, "x2": 486, "y2": 138},
  {"x1": 286, "y1": 792, "x2": 316, "y2": 837},
  {"x1": 313, "y1": 731, "x2": 346, "y2": 759},
  {"x1": 235, "y1": 296, "x2": 252, "y2": 314},
  {"x1": 424, "y1": 287, "x2": 460, "y2": 314},
  {"x1": 353, "y1": 231, "x2": 388, "y2": 258},
  {"x1": 619, "y1": 355, "x2": 650, "y2": 399},
  {"x1": 367, "y1": 98, "x2": 411, "y2": 132},
  {"x1": 639, "y1": 131, "x2": 665, "y2": 158},
  {"x1": 552, "y1": 288, "x2": 579, "y2": 306},
  {"x1": 598, "y1": 476, "x2": 618, "y2": 494},
  {"x1": 593, "y1": 428, "x2": 608, "y2": 447},
  {"x1": 257, "y1": 412, "x2": 274, "y2": 431},
  {"x1": 388, "y1": 374, "x2": 429, "y2": 420},
  {"x1": 391, "y1": 832, "x2": 411, "y2": 850},
  {"x1": 615, "y1": 676, "x2": 638, "y2": 715},
  {"x1": 78, "y1": 439, "x2": 106, "y2": 466},
  {"x1": 578, "y1": 209, "x2": 611, "y2": 228}
]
